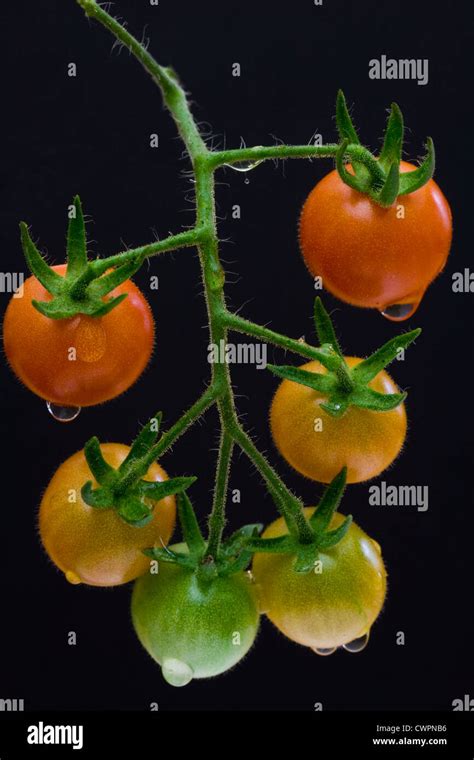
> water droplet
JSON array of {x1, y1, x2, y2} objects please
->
[
  {"x1": 371, "y1": 539, "x2": 382, "y2": 555},
  {"x1": 224, "y1": 151, "x2": 264, "y2": 173},
  {"x1": 65, "y1": 570, "x2": 82, "y2": 585},
  {"x1": 244, "y1": 176, "x2": 250, "y2": 185},
  {"x1": 380, "y1": 302, "x2": 418, "y2": 321},
  {"x1": 343, "y1": 632, "x2": 370, "y2": 653},
  {"x1": 46, "y1": 402, "x2": 82, "y2": 422},
  {"x1": 161, "y1": 658, "x2": 194, "y2": 687},
  {"x1": 312, "y1": 646, "x2": 337, "y2": 656}
]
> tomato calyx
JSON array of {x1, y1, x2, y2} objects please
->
[
  {"x1": 249, "y1": 468, "x2": 352, "y2": 573},
  {"x1": 335, "y1": 90, "x2": 435, "y2": 208},
  {"x1": 267, "y1": 298, "x2": 421, "y2": 418},
  {"x1": 81, "y1": 412, "x2": 196, "y2": 526},
  {"x1": 145, "y1": 490, "x2": 263, "y2": 578},
  {"x1": 20, "y1": 195, "x2": 144, "y2": 319}
]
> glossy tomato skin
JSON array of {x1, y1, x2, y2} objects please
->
[
  {"x1": 3, "y1": 265, "x2": 154, "y2": 407},
  {"x1": 39, "y1": 443, "x2": 175, "y2": 587},
  {"x1": 253, "y1": 510, "x2": 387, "y2": 650},
  {"x1": 300, "y1": 162, "x2": 452, "y2": 316},
  {"x1": 270, "y1": 357, "x2": 406, "y2": 484},
  {"x1": 132, "y1": 550, "x2": 259, "y2": 683}
]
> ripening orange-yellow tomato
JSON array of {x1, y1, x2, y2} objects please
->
[
  {"x1": 270, "y1": 357, "x2": 407, "y2": 483},
  {"x1": 39, "y1": 443, "x2": 176, "y2": 587},
  {"x1": 253, "y1": 510, "x2": 387, "y2": 650}
]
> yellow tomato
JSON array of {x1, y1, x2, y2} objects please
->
[{"x1": 270, "y1": 357, "x2": 407, "y2": 483}]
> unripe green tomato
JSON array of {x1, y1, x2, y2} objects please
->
[
  {"x1": 131, "y1": 545, "x2": 260, "y2": 686},
  {"x1": 252, "y1": 511, "x2": 387, "y2": 652}
]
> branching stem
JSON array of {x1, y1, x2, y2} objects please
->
[{"x1": 75, "y1": 0, "x2": 343, "y2": 555}]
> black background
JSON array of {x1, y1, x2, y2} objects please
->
[{"x1": 0, "y1": 0, "x2": 472, "y2": 711}]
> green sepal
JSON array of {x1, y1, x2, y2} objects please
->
[
  {"x1": 248, "y1": 469, "x2": 352, "y2": 572},
  {"x1": 177, "y1": 492, "x2": 207, "y2": 557},
  {"x1": 246, "y1": 535, "x2": 294, "y2": 554},
  {"x1": 351, "y1": 329, "x2": 421, "y2": 384},
  {"x1": 80, "y1": 419, "x2": 197, "y2": 529},
  {"x1": 116, "y1": 498, "x2": 153, "y2": 527},
  {"x1": 336, "y1": 139, "x2": 361, "y2": 192},
  {"x1": 137, "y1": 476, "x2": 197, "y2": 501},
  {"x1": 398, "y1": 138, "x2": 435, "y2": 195},
  {"x1": 318, "y1": 515, "x2": 353, "y2": 549},
  {"x1": 314, "y1": 297, "x2": 342, "y2": 355},
  {"x1": 20, "y1": 196, "x2": 143, "y2": 320},
  {"x1": 348, "y1": 387, "x2": 407, "y2": 411},
  {"x1": 143, "y1": 546, "x2": 196, "y2": 570},
  {"x1": 81, "y1": 481, "x2": 115, "y2": 509},
  {"x1": 293, "y1": 544, "x2": 320, "y2": 574},
  {"x1": 269, "y1": 300, "x2": 420, "y2": 418},
  {"x1": 333, "y1": 94, "x2": 436, "y2": 204},
  {"x1": 267, "y1": 364, "x2": 336, "y2": 394},
  {"x1": 375, "y1": 160, "x2": 400, "y2": 207},
  {"x1": 221, "y1": 524, "x2": 263, "y2": 556},
  {"x1": 87, "y1": 254, "x2": 144, "y2": 298},
  {"x1": 120, "y1": 412, "x2": 163, "y2": 472},
  {"x1": 83, "y1": 436, "x2": 117, "y2": 486},
  {"x1": 215, "y1": 524, "x2": 263, "y2": 576},
  {"x1": 20, "y1": 223, "x2": 63, "y2": 295},
  {"x1": 335, "y1": 90, "x2": 360, "y2": 145},
  {"x1": 309, "y1": 467, "x2": 347, "y2": 533},
  {"x1": 31, "y1": 292, "x2": 128, "y2": 320},
  {"x1": 319, "y1": 397, "x2": 349, "y2": 418},
  {"x1": 378, "y1": 103, "x2": 404, "y2": 172}
]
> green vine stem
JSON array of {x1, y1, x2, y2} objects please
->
[
  {"x1": 206, "y1": 431, "x2": 234, "y2": 558},
  {"x1": 69, "y1": 0, "x2": 421, "y2": 560}
]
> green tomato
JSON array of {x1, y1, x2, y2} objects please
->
[{"x1": 131, "y1": 546, "x2": 260, "y2": 686}]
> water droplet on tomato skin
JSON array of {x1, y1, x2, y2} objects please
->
[
  {"x1": 343, "y1": 631, "x2": 370, "y2": 653},
  {"x1": 65, "y1": 570, "x2": 82, "y2": 585},
  {"x1": 161, "y1": 658, "x2": 194, "y2": 687},
  {"x1": 371, "y1": 539, "x2": 382, "y2": 555},
  {"x1": 46, "y1": 402, "x2": 81, "y2": 422},
  {"x1": 380, "y1": 302, "x2": 418, "y2": 321},
  {"x1": 312, "y1": 647, "x2": 337, "y2": 656}
]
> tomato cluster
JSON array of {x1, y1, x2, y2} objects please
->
[{"x1": 2, "y1": 79, "x2": 453, "y2": 688}]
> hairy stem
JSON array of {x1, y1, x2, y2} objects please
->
[
  {"x1": 91, "y1": 228, "x2": 203, "y2": 275},
  {"x1": 118, "y1": 386, "x2": 219, "y2": 493},
  {"x1": 224, "y1": 311, "x2": 324, "y2": 361},
  {"x1": 76, "y1": 0, "x2": 333, "y2": 553},
  {"x1": 210, "y1": 144, "x2": 339, "y2": 168},
  {"x1": 206, "y1": 431, "x2": 234, "y2": 558},
  {"x1": 230, "y1": 424, "x2": 314, "y2": 544}
]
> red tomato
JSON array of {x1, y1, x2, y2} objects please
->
[
  {"x1": 299, "y1": 161, "x2": 452, "y2": 319},
  {"x1": 3, "y1": 265, "x2": 154, "y2": 406}
]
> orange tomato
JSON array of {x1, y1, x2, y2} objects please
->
[
  {"x1": 299, "y1": 161, "x2": 452, "y2": 319},
  {"x1": 253, "y1": 510, "x2": 387, "y2": 650},
  {"x1": 270, "y1": 357, "x2": 407, "y2": 483},
  {"x1": 39, "y1": 443, "x2": 176, "y2": 587},
  {"x1": 3, "y1": 265, "x2": 154, "y2": 406}
]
